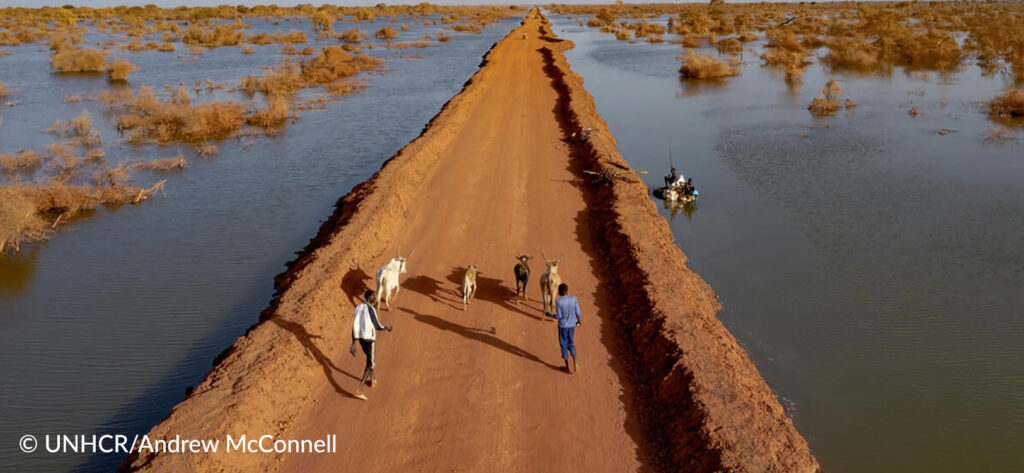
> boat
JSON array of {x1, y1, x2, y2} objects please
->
[{"x1": 653, "y1": 185, "x2": 699, "y2": 204}]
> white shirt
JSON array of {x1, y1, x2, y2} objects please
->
[{"x1": 352, "y1": 303, "x2": 384, "y2": 341}]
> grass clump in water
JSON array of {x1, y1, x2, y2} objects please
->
[
  {"x1": 107, "y1": 59, "x2": 138, "y2": 81},
  {"x1": 808, "y1": 78, "x2": 851, "y2": 116},
  {"x1": 678, "y1": 50, "x2": 738, "y2": 80},
  {"x1": 50, "y1": 47, "x2": 107, "y2": 72},
  {"x1": 0, "y1": 151, "x2": 42, "y2": 174},
  {"x1": 987, "y1": 88, "x2": 1024, "y2": 120}
]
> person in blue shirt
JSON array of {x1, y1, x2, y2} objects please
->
[{"x1": 545, "y1": 283, "x2": 581, "y2": 374}]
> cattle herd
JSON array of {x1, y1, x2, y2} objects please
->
[{"x1": 371, "y1": 251, "x2": 564, "y2": 314}]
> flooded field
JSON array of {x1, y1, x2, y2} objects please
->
[
  {"x1": 549, "y1": 12, "x2": 1023, "y2": 473},
  {"x1": 0, "y1": 13, "x2": 519, "y2": 473}
]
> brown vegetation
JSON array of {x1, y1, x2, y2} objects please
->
[
  {"x1": 107, "y1": 59, "x2": 137, "y2": 81},
  {"x1": 301, "y1": 46, "x2": 382, "y2": 84},
  {"x1": 678, "y1": 50, "x2": 738, "y2": 80},
  {"x1": 375, "y1": 26, "x2": 398, "y2": 40},
  {"x1": 50, "y1": 47, "x2": 107, "y2": 72},
  {"x1": 0, "y1": 150, "x2": 42, "y2": 174},
  {"x1": 182, "y1": 22, "x2": 245, "y2": 48},
  {"x1": 132, "y1": 156, "x2": 186, "y2": 172},
  {"x1": 0, "y1": 177, "x2": 164, "y2": 253},
  {"x1": 338, "y1": 28, "x2": 364, "y2": 43},
  {"x1": 561, "y1": 2, "x2": 1022, "y2": 81},
  {"x1": 100, "y1": 87, "x2": 245, "y2": 144},
  {"x1": 987, "y1": 88, "x2": 1024, "y2": 120},
  {"x1": 808, "y1": 78, "x2": 846, "y2": 116}
]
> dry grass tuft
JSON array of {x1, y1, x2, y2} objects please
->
[
  {"x1": 338, "y1": 28, "x2": 364, "y2": 43},
  {"x1": 132, "y1": 156, "x2": 186, "y2": 172},
  {"x1": 678, "y1": 50, "x2": 738, "y2": 80},
  {"x1": 48, "y1": 110, "x2": 99, "y2": 142},
  {"x1": 0, "y1": 150, "x2": 42, "y2": 174},
  {"x1": 246, "y1": 94, "x2": 291, "y2": 128},
  {"x1": 104, "y1": 87, "x2": 245, "y2": 145},
  {"x1": 808, "y1": 79, "x2": 845, "y2": 116},
  {"x1": 987, "y1": 88, "x2": 1024, "y2": 119},
  {"x1": 1, "y1": 175, "x2": 165, "y2": 253},
  {"x1": 375, "y1": 26, "x2": 398, "y2": 40},
  {"x1": 107, "y1": 59, "x2": 138, "y2": 81},
  {"x1": 50, "y1": 47, "x2": 108, "y2": 72},
  {"x1": 183, "y1": 23, "x2": 244, "y2": 48},
  {"x1": 300, "y1": 46, "x2": 382, "y2": 84}
]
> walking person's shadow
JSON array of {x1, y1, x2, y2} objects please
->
[
  {"x1": 271, "y1": 317, "x2": 364, "y2": 399},
  {"x1": 402, "y1": 307, "x2": 562, "y2": 372}
]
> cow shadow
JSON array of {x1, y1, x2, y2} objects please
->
[
  {"x1": 404, "y1": 274, "x2": 463, "y2": 310},
  {"x1": 403, "y1": 307, "x2": 562, "y2": 372},
  {"x1": 341, "y1": 267, "x2": 372, "y2": 305},
  {"x1": 445, "y1": 266, "x2": 542, "y2": 320}
]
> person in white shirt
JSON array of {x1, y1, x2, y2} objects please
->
[{"x1": 350, "y1": 289, "x2": 392, "y2": 401}]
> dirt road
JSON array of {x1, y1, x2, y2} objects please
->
[
  {"x1": 278, "y1": 18, "x2": 646, "y2": 473},
  {"x1": 123, "y1": 11, "x2": 818, "y2": 473}
]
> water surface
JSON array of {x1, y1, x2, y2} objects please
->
[
  {"x1": 549, "y1": 13, "x2": 1024, "y2": 473},
  {"x1": 0, "y1": 16, "x2": 518, "y2": 473}
]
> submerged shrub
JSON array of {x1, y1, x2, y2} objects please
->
[
  {"x1": 824, "y1": 37, "x2": 879, "y2": 70},
  {"x1": 300, "y1": 46, "x2": 381, "y2": 84},
  {"x1": 987, "y1": 88, "x2": 1024, "y2": 119},
  {"x1": 182, "y1": 23, "x2": 244, "y2": 48},
  {"x1": 338, "y1": 28, "x2": 364, "y2": 43},
  {"x1": 808, "y1": 78, "x2": 845, "y2": 116},
  {"x1": 375, "y1": 26, "x2": 398, "y2": 40},
  {"x1": 107, "y1": 59, "x2": 138, "y2": 81},
  {"x1": 109, "y1": 88, "x2": 246, "y2": 144},
  {"x1": 678, "y1": 50, "x2": 738, "y2": 80},
  {"x1": 132, "y1": 156, "x2": 186, "y2": 172},
  {"x1": 50, "y1": 47, "x2": 108, "y2": 72},
  {"x1": 0, "y1": 150, "x2": 42, "y2": 174},
  {"x1": 1, "y1": 175, "x2": 164, "y2": 253}
]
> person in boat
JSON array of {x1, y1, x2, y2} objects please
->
[
  {"x1": 682, "y1": 178, "x2": 695, "y2": 196},
  {"x1": 664, "y1": 167, "x2": 678, "y2": 188}
]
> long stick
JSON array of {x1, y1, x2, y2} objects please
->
[{"x1": 668, "y1": 148, "x2": 674, "y2": 169}]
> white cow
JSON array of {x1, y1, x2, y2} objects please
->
[{"x1": 375, "y1": 251, "x2": 411, "y2": 311}]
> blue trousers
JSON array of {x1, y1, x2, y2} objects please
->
[{"x1": 558, "y1": 326, "x2": 577, "y2": 359}]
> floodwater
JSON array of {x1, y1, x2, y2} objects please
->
[
  {"x1": 0, "y1": 16, "x2": 518, "y2": 473},
  {"x1": 549, "y1": 14, "x2": 1024, "y2": 473}
]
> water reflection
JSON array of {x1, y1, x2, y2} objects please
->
[
  {"x1": 677, "y1": 78, "x2": 729, "y2": 98},
  {"x1": 661, "y1": 199, "x2": 698, "y2": 219},
  {"x1": 0, "y1": 247, "x2": 39, "y2": 295}
]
